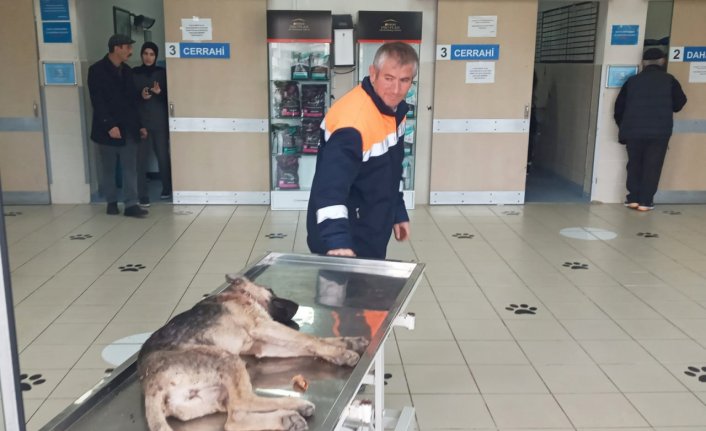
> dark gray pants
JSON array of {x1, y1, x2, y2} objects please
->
[
  {"x1": 625, "y1": 138, "x2": 669, "y2": 206},
  {"x1": 97, "y1": 138, "x2": 138, "y2": 207},
  {"x1": 137, "y1": 126, "x2": 171, "y2": 199}
]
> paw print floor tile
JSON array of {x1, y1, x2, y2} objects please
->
[
  {"x1": 118, "y1": 264, "x2": 146, "y2": 272},
  {"x1": 563, "y1": 261, "x2": 589, "y2": 270},
  {"x1": 506, "y1": 304, "x2": 538, "y2": 315},
  {"x1": 684, "y1": 366, "x2": 706, "y2": 383}
]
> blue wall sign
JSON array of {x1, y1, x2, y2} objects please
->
[
  {"x1": 448, "y1": 44, "x2": 500, "y2": 60},
  {"x1": 179, "y1": 43, "x2": 230, "y2": 59},
  {"x1": 40, "y1": 0, "x2": 69, "y2": 21},
  {"x1": 669, "y1": 46, "x2": 706, "y2": 63},
  {"x1": 43, "y1": 63, "x2": 76, "y2": 85},
  {"x1": 611, "y1": 25, "x2": 639, "y2": 46},
  {"x1": 42, "y1": 22, "x2": 72, "y2": 43},
  {"x1": 606, "y1": 65, "x2": 638, "y2": 88},
  {"x1": 684, "y1": 46, "x2": 706, "y2": 62}
]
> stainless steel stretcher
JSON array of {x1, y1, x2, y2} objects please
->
[{"x1": 41, "y1": 252, "x2": 424, "y2": 431}]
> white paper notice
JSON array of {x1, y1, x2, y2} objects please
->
[
  {"x1": 689, "y1": 63, "x2": 706, "y2": 83},
  {"x1": 181, "y1": 18, "x2": 213, "y2": 41},
  {"x1": 466, "y1": 62, "x2": 495, "y2": 84},
  {"x1": 468, "y1": 16, "x2": 497, "y2": 37}
]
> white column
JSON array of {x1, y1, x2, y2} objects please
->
[
  {"x1": 591, "y1": 0, "x2": 649, "y2": 203},
  {"x1": 34, "y1": 0, "x2": 91, "y2": 204}
]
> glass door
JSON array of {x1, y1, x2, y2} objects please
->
[
  {"x1": 267, "y1": 10, "x2": 332, "y2": 210},
  {"x1": 356, "y1": 11, "x2": 423, "y2": 208}
]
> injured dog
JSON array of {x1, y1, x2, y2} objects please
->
[{"x1": 137, "y1": 275, "x2": 369, "y2": 431}]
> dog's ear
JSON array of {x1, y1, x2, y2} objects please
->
[{"x1": 225, "y1": 274, "x2": 245, "y2": 285}]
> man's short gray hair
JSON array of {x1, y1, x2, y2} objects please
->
[{"x1": 372, "y1": 42, "x2": 419, "y2": 76}]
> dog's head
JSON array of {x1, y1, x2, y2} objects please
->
[{"x1": 224, "y1": 274, "x2": 299, "y2": 324}]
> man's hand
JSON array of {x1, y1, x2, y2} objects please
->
[
  {"x1": 327, "y1": 248, "x2": 356, "y2": 257},
  {"x1": 139, "y1": 128, "x2": 148, "y2": 139},
  {"x1": 108, "y1": 127, "x2": 122, "y2": 139},
  {"x1": 393, "y1": 221, "x2": 410, "y2": 242},
  {"x1": 141, "y1": 87, "x2": 152, "y2": 100}
]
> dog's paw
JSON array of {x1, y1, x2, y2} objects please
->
[
  {"x1": 282, "y1": 411, "x2": 308, "y2": 431},
  {"x1": 339, "y1": 349, "x2": 360, "y2": 367},
  {"x1": 297, "y1": 400, "x2": 315, "y2": 417},
  {"x1": 344, "y1": 336, "x2": 370, "y2": 353}
]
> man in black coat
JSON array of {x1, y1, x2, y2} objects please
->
[
  {"x1": 614, "y1": 48, "x2": 687, "y2": 211},
  {"x1": 87, "y1": 34, "x2": 148, "y2": 217}
]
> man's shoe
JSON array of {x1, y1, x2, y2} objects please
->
[
  {"x1": 160, "y1": 191, "x2": 172, "y2": 200},
  {"x1": 106, "y1": 202, "x2": 119, "y2": 215},
  {"x1": 623, "y1": 201, "x2": 639, "y2": 209},
  {"x1": 637, "y1": 205, "x2": 654, "y2": 212},
  {"x1": 139, "y1": 197, "x2": 150, "y2": 208},
  {"x1": 124, "y1": 205, "x2": 148, "y2": 218}
]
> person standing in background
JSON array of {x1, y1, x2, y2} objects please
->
[
  {"x1": 614, "y1": 48, "x2": 687, "y2": 212},
  {"x1": 133, "y1": 41, "x2": 172, "y2": 206},
  {"x1": 87, "y1": 34, "x2": 148, "y2": 218}
]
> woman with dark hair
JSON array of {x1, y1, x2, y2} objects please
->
[{"x1": 133, "y1": 41, "x2": 172, "y2": 205}]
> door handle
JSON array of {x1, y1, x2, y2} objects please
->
[
  {"x1": 169, "y1": 102, "x2": 175, "y2": 117},
  {"x1": 33, "y1": 102, "x2": 39, "y2": 117},
  {"x1": 524, "y1": 104, "x2": 530, "y2": 119}
]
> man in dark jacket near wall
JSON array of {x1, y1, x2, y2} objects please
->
[
  {"x1": 87, "y1": 34, "x2": 148, "y2": 217},
  {"x1": 614, "y1": 48, "x2": 687, "y2": 212}
]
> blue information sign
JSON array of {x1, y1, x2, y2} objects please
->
[
  {"x1": 684, "y1": 46, "x2": 706, "y2": 62},
  {"x1": 611, "y1": 25, "x2": 639, "y2": 46},
  {"x1": 607, "y1": 65, "x2": 638, "y2": 88},
  {"x1": 42, "y1": 22, "x2": 72, "y2": 43},
  {"x1": 43, "y1": 63, "x2": 76, "y2": 85},
  {"x1": 179, "y1": 43, "x2": 230, "y2": 59},
  {"x1": 40, "y1": 0, "x2": 69, "y2": 21},
  {"x1": 450, "y1": 44, "x2": 500, "y2": 61}
]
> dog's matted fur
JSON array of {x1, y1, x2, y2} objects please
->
[{"x1": 137, "y1": 275, "x2": 369, "y2": 431}]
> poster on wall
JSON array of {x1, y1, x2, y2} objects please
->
[
  {"x1": 42, "y1": 22, "x2": 72, "y2": 43},
  {"x1": 606, "y1": 65, "x2": 638, "y2": 88},
  {"x1": 43, "y1": 62, "x2": 76, "y2": 85},
  {"x1": 689, "y1": 63, "x2": 706, "y2": 83},
  {"x1": 468, "y1": 16, "x2": 497, "y2": 38},
  {"x1": 465, "y1": 61, "x2": 495, "y2": 84},
  {"x1": 181, "y1": 18, "x2": 213, "y2": 41},
  {"x1": 40, "y1": 0, "x2": 69, "y2": 21},
  {"x1": 611, "y1": 25, "x2": 639, "y2": 45}
]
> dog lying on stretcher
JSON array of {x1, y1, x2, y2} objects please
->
[{"x1": 137, "y1": 274, "x2": 369, "y2": 431}]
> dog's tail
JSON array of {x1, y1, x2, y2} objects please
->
[{"x1": 144, "y1": 391, "x2": 172, "y2": 431}]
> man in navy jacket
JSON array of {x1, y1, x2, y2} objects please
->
[
  {"x1": 614, "y1": 48, "x2": 687, "y2": 211},
  {"x1": 87, "y1": 34, "x2": 148, "y2": 218},
  {"x1": 307, "y1": 42, "x2": 418, "y2": 259}
]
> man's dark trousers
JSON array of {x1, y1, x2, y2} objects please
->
[{"x1": 625, "y1": 138, "x2": 669, "y2": 206}]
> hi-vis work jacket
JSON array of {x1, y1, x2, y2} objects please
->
[{"x1": 306, "y1": 77, "x2": 409, "y2": 259}]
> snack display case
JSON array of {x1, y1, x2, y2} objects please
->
[
  {"x1": 267, "y1": 11, "x2": 332, "y2": 210},
  {"x1": 357, "y1": 11, "x2": 423, "y2": 209}
]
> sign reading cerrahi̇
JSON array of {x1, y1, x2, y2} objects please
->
[
  {"x1": 436, "y1": 44, "x2": 500, "y2": 61},
  {"x1": 165, "y1": 42, "x2": 230, "y2": 59},
  {"x1": 267, "y1": 10, "x2": 332, "y2": 42},
  {"x1": 356, "y1": 11, "x2": 422, "y2": 43}
]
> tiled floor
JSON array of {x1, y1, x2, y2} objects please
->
[{"x1": 4, "y1": 202, "x2": 706, "y2": 430}]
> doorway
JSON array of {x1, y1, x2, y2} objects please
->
[
  {"x1": 525, "y1": 1, "x2": 601, "y2": 203},
  {"x1": 75, "y1": 0, "x2": 168, "y2": 205}
]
